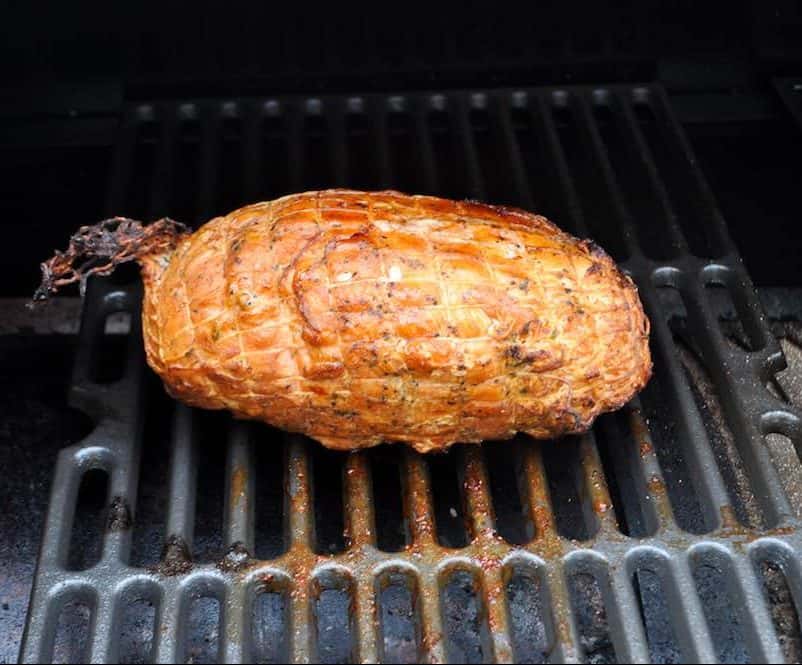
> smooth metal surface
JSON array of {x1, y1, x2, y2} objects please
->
[{"x1": 21, "y1": 84, "x2": 802, "y2": 663}]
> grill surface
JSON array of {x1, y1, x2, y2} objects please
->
[{"x1": 20, "y1": 84, "x2": 802, "y2": 663}]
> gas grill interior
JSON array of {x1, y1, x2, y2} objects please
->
[{"x1": 3, "y1": 4, "x2": 802, "y2": 665}]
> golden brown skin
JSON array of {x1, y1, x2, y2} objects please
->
[{"x1": 132, "y1": 190, "x2": 651, "y2": 452}]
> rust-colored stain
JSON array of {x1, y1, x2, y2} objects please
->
[{"x1": 231, "y1": 464, "x2": 248, "y2": 508}]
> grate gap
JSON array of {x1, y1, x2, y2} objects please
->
[
  {"x1": 313, "y1": 570, "x2": 357, "y2": 664},
  {"x1": 387, "y1": 111, "x2": 424, "y2": 193},
  {"x1": 768, "y1": 324, "x2": 802, "y2": 410},
  {"x1": 469, "y1": 107, "x2": 518, "y2": 205},
  {"x1": 376, "y1": 570, "x2": 422, "y2": 664},
  {"x1": 128, "y1": 120, "x2": 158, "y2": 220},
  {"x1": 173, "y1": 116, "x2": 201, "y2": 224},
  {"x1": 755, "y1": 558, "x2": 802, "y2": 664},
  {"x1": 52, "y1": 596, "x2": 95, "y2": 665},
  {"x1": 118, "y1": 588, "x2": 158, "y2": 665},
  {"x1": 484, "y1": 440, "x2": 534, "y2": 545},
  {"x1": 303, "y1": 114, "x2": 334, "y2": 190},
  {"x1": 631, "y1": 563, "x2": 681, "y2": 664},
  {"x1": 250, "y1": 584, "x2": 289, "y2": 664},
  {"x1": 427, "y1": 447, "x2": 470, "y2": 548},
  {"x1": 764, "y1": 432, "x2": 802, "y2": 519},
  {"x1": 591, "y1": 103, "x2": 675, "y2": 260},
  {"x1": 90, "y1": 310, "x2": 131, "y2": 384},
  {"x1": 504, "y1": 564, "x2": 552, "y2": 664},
  {"x1": 66, "y1": 467, "x2": 108, "y2": 571},
  {"x1": 550, "y1": 100, "x2": 629, "y2": 261},
  {"x1": 670, "y1": 314, "x2": 766, "y2": 529},
  {"x1": 631, "y1": 102, "x2": 723, "y2": 258},
  {"x1": 594, "y1": 410, "x2": 655, "y2": 538},
  {"x1": 253, "y1": 426, "x2": 287, "y2": 560},
  {"x1": 427, "y1": 108, "x2": 467, "y2": 199},
  {"x1": 705, "y1": 280, "x2": 762, "y2": 352},
  {"x1": 440, "y1": 569, "x2": 492, "y2": 664},
  {"x1": 691, "y1": 550, "x2": 749, "y2": 664},
  {"x1": 185, "y1": 595, "x2": 222, "y2": 665},
  {"x1": 131, "y1": 371, "x2": 174, "y2": 567},
  {"x1": 311, "y1": 445, "x2": 347, "y2": 555},
  {"x1": 192, "y1": 411, "x2": 229, "y2": 562},
  {"x1": 218, "y1": 115, "x2": 244, "y2": 215},
  {"x1": 542, "y1": 437, "x2": 595, "y2": 541},
  {"x1": 345, "y1": 112, "x2": 379, "y2": 190},
  {"x1": 566, "y1": 570, "x2": 617, "y2": 664},
  {"x1": 259, "y1": 114, "x2": 290, "y2": 199},
  {"x1": 369, "y1": 446, "x2": 408, "y2": 552}
]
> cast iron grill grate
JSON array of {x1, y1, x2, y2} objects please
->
[{"x1": 20, "y1": 85, "x2": 802, "y2": 663}]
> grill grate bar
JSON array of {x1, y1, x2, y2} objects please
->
[
  {"x1": 663, "y1": 551, "x2": 719, "y2": 663},
  {"x1": 21, "y1": 84, "x2": 802, "y2": 664},
  {"x1": 462, "y1": 447, "x2": 497, "y2": 541},
  {"x1": 572, "y1": 91, "x2": 642, "y2": 256},
  {"x1": 532, "y1": 91, "x2": 588, "y2": 237},
  {"x1": 681, "y1": 274, "x2": 794, "y2": 524},
  {"x1": 413, "y1": 96, "x2": 440, "y2": 193},
  {"x1": 494, "y1": 93, "x2": 535, "y2": 211},
  {"x1": 343, "y1": 452, "x2": 376, "y2": 548},
  {"x1": 148, "y1": 103, "x2": 178, "y2": 219},
  {"x1": 224, "y1": 423, "x2": 256, "y2": 553},
  {"x1": 730, "y1": 549, "x2": 786, "y2": 663},
  {"x1": 637, "y1": 277, "x2": 735, "y2": 531},
  {"x1": 614, "y1": 91, "x2": 689, "y2": 257},
  {"x1": 402, "y1": 448, "x2": 437, "y2": 546},
  {"x1": 453, "y1": 92, "x2": 487, "y2": 201},
  {"x1": 164, "y1": 406, "x2": 198, "y2": 548}
]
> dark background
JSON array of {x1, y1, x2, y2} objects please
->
[{"x1": 1, "y1": 2, "x2": 802, "y2": 662}]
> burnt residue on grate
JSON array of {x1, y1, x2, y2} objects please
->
[{"x1": 151, "y1": 534, "x2": 193, "y2": 577}]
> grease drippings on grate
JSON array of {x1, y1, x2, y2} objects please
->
[
  {"x1": 376, "y1": 570, "x2": 421, "y2": 664},
  {"x1": 504, "y1": 564, "x2": 552, "y2": 664},
  {"x1": 185, "y1": 593, "x2": 222, "y2": 664},
  {"x1": 250, "y1": 585, "x2": 289, "y2": 664},
  {"x1": 755, "y1": 558, "x2": 802, "y2": 664},
  {"x1": 567, "y1": 569, "x2": 617, "y2": 665},
  {"x1": 312, "y1": 571, "x2": 357, "y2": 664},
  {"x1": 631, "y1": 558, "x2": 682, "y2": 664},
  {"x1": 691, "y1": 550, "x2": 749, "y2": 663},
  {"x1": 440, "y1": 569, "x2": 491, "y2": 664},
  {"x1": 52, "y1": 595, "x2": 94, "y2": 665},
  {"x1": 117, "y1": 585, "x2": 158, "y2": 665},
  {"x1": 66, "y1": 467, "x2": 108, "y2": 571}
]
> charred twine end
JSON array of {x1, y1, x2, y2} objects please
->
[{"x1": 31, "y1": 217, "x2": 190, "y2": 307}]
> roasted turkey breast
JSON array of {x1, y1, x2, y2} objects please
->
[{"x1": 37, "y1": 190, "x2": 651, "y2": 452}]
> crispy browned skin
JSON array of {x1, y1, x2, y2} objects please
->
[{"x1": 138, "y1": 190, "x2": 651, "y2": 452}]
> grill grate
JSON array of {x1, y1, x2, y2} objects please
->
[{"x1": 21, "y1": 84, "x2": 802, "y2": 663}]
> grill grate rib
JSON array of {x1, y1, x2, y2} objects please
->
[{"x1": 21, "y1": 84, "x2": 802, "y2": 663}]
